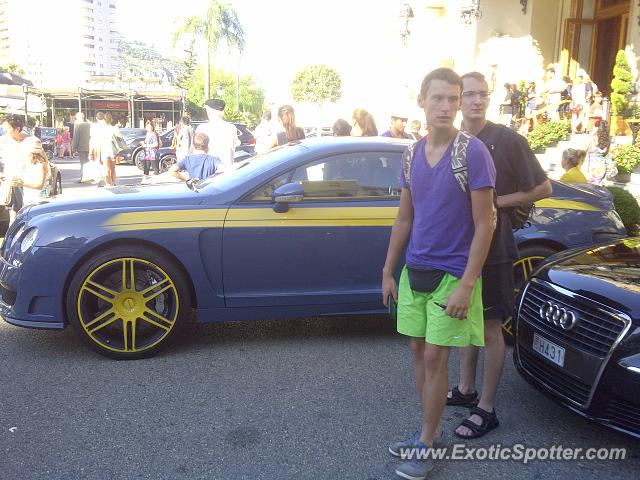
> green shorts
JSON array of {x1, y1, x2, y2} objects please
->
[{"x1": 397, "y1": 266, "x2": 485, "y2": 347}]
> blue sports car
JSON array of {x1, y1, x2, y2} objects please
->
[{"x1": 0, "y1": 137, "x2": 626, "y2": 359}]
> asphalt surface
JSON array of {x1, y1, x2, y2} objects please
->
[{"x1": 1, "y1": 157, "x2": 639, "y2": 480}]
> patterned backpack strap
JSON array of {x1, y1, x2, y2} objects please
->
[
  {"x1": 402, "y1": 141, "x2": 417, "y2": 191},
  {"x1": 451, "y1": 130, "x2": 472, "y2": 194}
]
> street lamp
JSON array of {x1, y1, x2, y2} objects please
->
[{"x1": 22, "y1": 84, "x2": 28, "y2": 124}]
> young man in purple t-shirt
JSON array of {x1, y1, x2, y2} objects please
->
[{"x1": 382, "y1": 68, "x2": 496, "y2": 479}]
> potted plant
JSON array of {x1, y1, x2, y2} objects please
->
[
  {"x1": 610, "y1": 50, "x2": 633, "y2": 136},
  {"x1": 610, "y1": 143, "x2": 640, "y2": 182}
]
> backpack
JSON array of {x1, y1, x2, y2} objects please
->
[{"x1": 402, "y1": 131, "x2": 498, "y2": 225}]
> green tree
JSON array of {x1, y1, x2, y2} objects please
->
[
  {"x1": 610, "y1": 50, "x2": 633, "y2": 116},
  {"x1": 0, "y1": 63, "x2": 25, "y2": 75},
  {"x1": 173, "y1": 0, "x2": 245, "y2": 100},
  {"x1": 291, "y1": 64, "x2": 342, "y2": 105},
  {"x1": 183, "y1": 66, "x2": 264, "y2": 127}
]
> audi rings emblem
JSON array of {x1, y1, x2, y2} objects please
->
[{"x1": 539, "y1": 301, "x2": 579, "y2": 330}]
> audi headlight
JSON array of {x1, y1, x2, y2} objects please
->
[{"x1": 19, "y1": 228, "x2": 38, "y2": 254}]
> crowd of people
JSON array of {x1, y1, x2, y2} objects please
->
[{"x1": 499, "y1": 66, "x2": 603, "y2": 135}]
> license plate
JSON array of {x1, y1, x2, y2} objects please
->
[{"x1": 532, "y1": 333, "x2": 565, "y2": 367}]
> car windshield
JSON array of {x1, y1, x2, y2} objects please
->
[{"x1": 198, "y1": 144, "x2": 307, "y2": 193}]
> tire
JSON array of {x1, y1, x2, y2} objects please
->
[
  {"x1": 66, "y1": 245, "x2": 191, "y2": 360},
  {"x1": 134, "y1": 148, "x2": 145, "y2": 171},
  {"x1": 159, "y1": 154, "x2": 177, "y2": 173},
  {"x1": 55, "y1": 173, "x2": 62, "y2": 195},
  {"x1": 503, "y1": 244, "x2": 560, "y2": 343}
]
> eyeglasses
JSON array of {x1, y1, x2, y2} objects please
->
[{"x1": 461, "y1": 91, "x2": 490, "y2": 99}]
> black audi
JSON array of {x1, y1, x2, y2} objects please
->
[{"x1": 514, "y1": 238, "x2": 640, "y2": 438}]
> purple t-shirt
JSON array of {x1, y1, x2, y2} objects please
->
[{"x1": 401, "y1": 136, "x2": 496, "y2": 278}]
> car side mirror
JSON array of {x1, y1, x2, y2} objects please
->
[{"x1": 272, "y1": 182, "x2": 304, "y2": 213}]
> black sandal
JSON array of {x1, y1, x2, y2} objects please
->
[
  {"x1": 454, "y1": 406, "x2": 500, "y2": 439},
  {"x1": 446, "y1": 386, "x2": 479, "y2": 408}
]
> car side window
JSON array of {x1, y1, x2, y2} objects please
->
[
  {"x1": 293, "y1": 153, "x2": 402, "y2": 199},
  {"x1": 244, "y1": 172, "x2": 292, "y2": 201}
]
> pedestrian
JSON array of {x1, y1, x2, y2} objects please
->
[
  {"x1": 89, "y1": 112, "x2": 118, "y2": 187},
  {"x1": 61, "y1": 126, "x2": 72, "y2": 158},
  {"x1": 559, "y1": 148, "x2": 587, "y2": 183},
  {"x1": 559, "y1": 76, "x2": 572, "y2": 120},
  {"x1": 351, "y1": 108, "x2": 378, "y2": 136},
  {"x1": 54, "y1": 129, "x2": 63, "y2": 158},
  {"x1": 168, "y1": 132, "x2": 220, "y2": 181},
  {"x1": 448, "y1": 71, "x2": 551, "y2": 441},
  {"x1": 254, "y1": 110, "x2": 274, "y2": 153},
  {"x1": 382, "y1": 68, "x2": 497, "y2": 479},
  {"x1": 499, "y1": 83, "x2": 514, "y2": 127},
  {"x1": 332, "y1": 118, "x2": 352, "y2": 136},
  {"x1": 0, "y1": 114, "x2": 28, "y2": 223},
  {"x1": 102, "y1": 112, "x2": 119, "y2": 186},
  {"x1": 525, "y1": 81, "x2": 543, "y2": 129},
  {"x1": 72, "y1": 112, "x2": 91, "y2": 183},
  {"x1": 269, "y1": 105, "x2": 305, "y2": 148},
  {"x1": 196, "y1": 98, "x2": 238, "y2": 170},
  {"x1": 19, "y1": 142, "x2": 50, "y2": 204},
  {"x1": 381, "y1": 114, "x2": 412, "y2": 139},
  {"x1": 176, "y1": 116, "x2": 193, "y2": 161},
  {"x1": 141, "y1": 121, "x2": 160, "y2": 179},
  {"x1": 409, "y1": 120, "x2": 423, "y2": 141}
]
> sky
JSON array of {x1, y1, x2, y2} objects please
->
[{"x1": 116, "y1": 0, "x2": 407, "y2": 117}]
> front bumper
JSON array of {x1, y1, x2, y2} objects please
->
[
  {"x1": 0, "y1": 246, "x2": 78, "y2": 330},
  {"x1": 514, "y1": 279, "x2": 640, "y2": 438}
]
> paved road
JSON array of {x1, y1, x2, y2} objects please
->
[{"x1": 0, "y1": 157, "x2": 639, "y2": 480}]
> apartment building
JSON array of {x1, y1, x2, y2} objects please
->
[{"x1": 0, "y1": 0, "x2": 120, "y2": 87}]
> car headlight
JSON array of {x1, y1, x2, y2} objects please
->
[
  {"x1": 19, "y1": 228, "x2": 38, "y2": 254},
  {"x1": 10, "y1": 223, "x2": 26, "y2": 249}
]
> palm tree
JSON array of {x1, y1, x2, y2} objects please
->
[{"x1": 173, "y1": 1, "x2": 245, "y2": 100}]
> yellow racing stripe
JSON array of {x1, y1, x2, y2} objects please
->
[
  {"x1": 101, "y1": 199, "x2": 599, "y2": 232},
  {"x1": 534, "y1": 198, "x2": 601, "y2": 211},
  {"x1": 102, "y1": 209, "x2": 227, "y2": 232}
]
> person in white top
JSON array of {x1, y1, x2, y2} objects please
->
[{"x1": 195, "y1": 98, "x2": 238, "y2": 170}]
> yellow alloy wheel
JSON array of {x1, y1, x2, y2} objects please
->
[
  {"x1": 502, "y1": 254, "x2": 549, "y2": 340},
  {"x1": 77, "y1": 257, "x2": 180, "y2": 354}
]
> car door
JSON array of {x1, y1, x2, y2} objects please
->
[{"x1": 222, "y1": 150, "x2": 402, "y2": 310}]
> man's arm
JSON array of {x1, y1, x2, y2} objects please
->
[
  {"x1": 381, "y1": 188, "x2": 414, "y2": 306},
  {"x1": 168, "y1": 164, "x2": 187, "y2": 181},
  {"x1": 496, "y1": 179, "x2": 552, "y2": 208},
  {"x1": 445, "y1": 187, "x2": 495, "y2": 320}
]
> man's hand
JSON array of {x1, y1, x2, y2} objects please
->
[
  {"x1": 445, "y1": 284, "x2": 473, "y2": 320},
  {"x1": 382, "y1": 273, "x2": 398, "y2": 308}
]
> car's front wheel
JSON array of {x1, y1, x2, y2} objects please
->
[
  {"x1": 134, "y1": 148, "x2": 145, "y2": 171},
  {"x1": 503, "y1": 244, "x2": 560, "y2": 342},
  {"x1": 67, "y1": 245, "x2": 191, "y2": 359}
]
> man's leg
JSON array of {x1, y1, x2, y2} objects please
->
[
  {"x1": 455, "y1": 262, "x2": 511, "y2": 437},
  {"x1": 411, "y1": 338, "x2": 426, "y2": 403},
  {"x1": 456, "y1": 345, "x2": 479, "y2": 395},
  {"x1": 420, "y1": 344, "x2": 449, "y2": 446},
  {"x1": 454, "y1": 318, "x2": 504, "y2": 437}
]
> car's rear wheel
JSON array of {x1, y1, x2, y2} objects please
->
[
  {"x1": 503, "y1": 244, "x2": 560, "y2": 343},
  {"x1": 159, "y1": 154, "x2": 177, "y2": 173},
  {"x1": 67, "y1": 245, "x2": 190, "y2": 359}
]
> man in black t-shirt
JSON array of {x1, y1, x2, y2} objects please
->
[{"x1": 447, "y1": 72, "x2": 552, "y2": 439}]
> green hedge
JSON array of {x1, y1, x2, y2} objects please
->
[
  {"x1": 527, "y1": 120, "x2": 571, "y2": 152},
  {"x1": 607, "y1": 186, "x2": 640, "y2": 235}
]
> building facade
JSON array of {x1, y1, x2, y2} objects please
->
[{"x1": 0, "y1": 0, "x2": 120, "y2": 87}]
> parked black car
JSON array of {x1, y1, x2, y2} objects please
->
[
  {"x1": 117, "y1": 122, "x2": 255, "y2": 173},
  {"x1": 514, "y1": 237, "x2": 640, "y2": 438}
]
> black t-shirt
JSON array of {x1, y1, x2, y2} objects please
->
[{"x1": 476, "y1": 121, "x2": 548, "y2": 264}]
